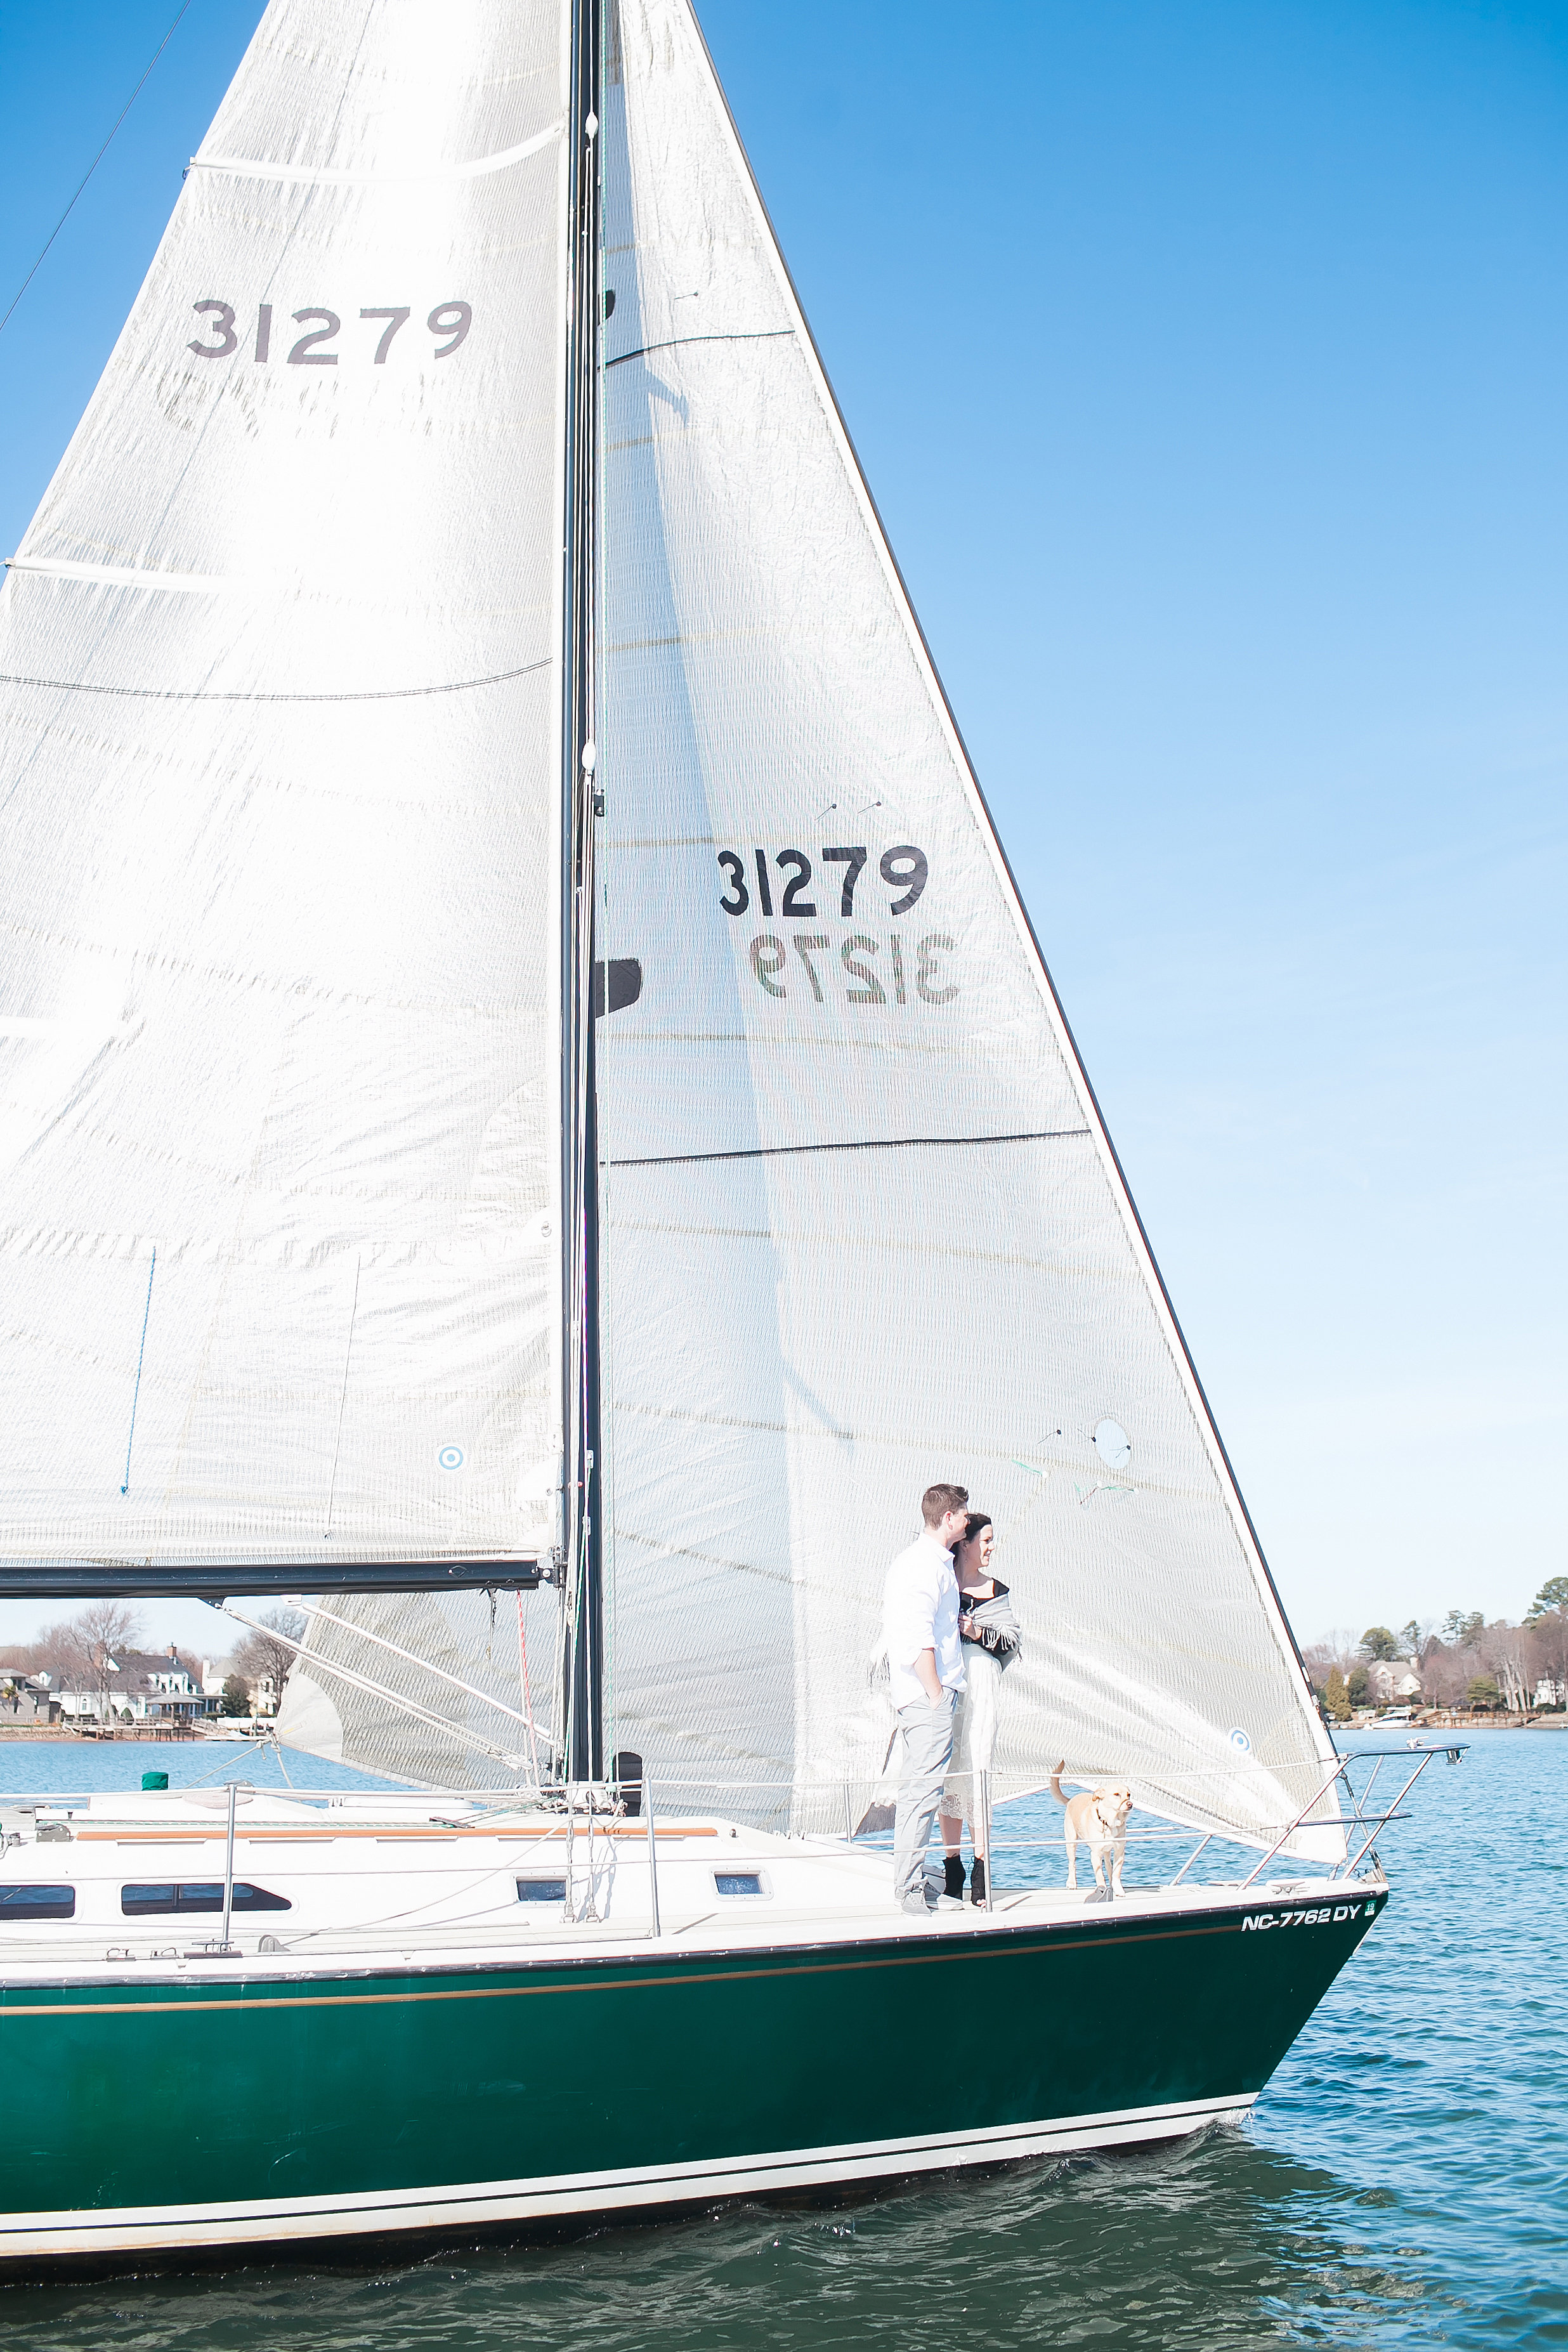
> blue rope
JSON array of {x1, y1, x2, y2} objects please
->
[{"x1": 120, "y1": 1248, "x2": 157, "y2": 1496}]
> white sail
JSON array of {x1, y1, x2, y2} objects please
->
[
  {"x1": 0, "y1": 0, "x2": 572, "y2": 1569},
  {"x1": 597, "y1": 0, "x2": 1342, "y2": 1858},
  {"x1": 273, "y1": 1584, "x2": 562, "y2": 1787}
]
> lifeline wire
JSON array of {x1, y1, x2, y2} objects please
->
[{"x1": 0, "y1": 0, "x2": 199, "y2": 341}]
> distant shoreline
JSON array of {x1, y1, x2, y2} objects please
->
[{"x1": 1349, "y1": 1713, "x2": 1567, "y2": 1732}]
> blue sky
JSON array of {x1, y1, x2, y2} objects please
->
[{"x1": 0, "y1": 0, "x2": 1562, "y2": 1657}]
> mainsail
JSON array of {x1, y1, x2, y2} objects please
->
[
  {"x1": 593, "y1": 0, "x2": 1341, "y2": 1858},
  {"x1": 0, "y1": 1, "x2": 571, "y2": 1574}
]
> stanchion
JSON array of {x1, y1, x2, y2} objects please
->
[
  {"x1": 644, "y1": 1775, "x2": 661, "y2": 1939},
  {"x1": 220, "y1": 1781, "x2": 237, "y2": 1949},
  {"x1": 580, "y1": 1785, "x2": 600, "y2": 1923}
]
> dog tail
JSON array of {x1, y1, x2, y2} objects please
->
[{"x1": 1050, "y1": 1758, "x2": 1068, "y2": 1808}]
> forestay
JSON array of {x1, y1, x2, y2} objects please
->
[
  {"x1": 596, "y1": 0, "x2": 1342, "y2": 1859},
  {"x1": 0, "y1": 0, "x2": 571, "y2": 1571}
]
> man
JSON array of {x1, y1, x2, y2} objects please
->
[{"x1": 883, "y1": 1482, "x2": 970, "y2": 1915}]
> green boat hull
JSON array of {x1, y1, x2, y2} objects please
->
[{"x1": 0, "y1": 1890, "x2": 1383, "y2": 2263}]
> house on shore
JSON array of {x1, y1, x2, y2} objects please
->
[
  {"x1": 37, "y1": 1646, "x2": 218, "y2": 1728},
  {"x1": 0, "y1": 1674, "x2": 61, "y2": 1725},
  {"x1": 1368, "y1": 1658, "x2": 1423, "y2": 1705}
]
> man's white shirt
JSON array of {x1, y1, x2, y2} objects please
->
[{"x1": 882, "y1": 1531, "x2": 965, "y2": 1710}]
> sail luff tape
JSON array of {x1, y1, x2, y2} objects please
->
[{"x1": 188, "y1": 120, "x2": 564, "y2": 188}]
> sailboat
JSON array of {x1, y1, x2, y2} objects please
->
[{"x1": 0, "y1": 0, "x2": 1399, "y2": 2264}]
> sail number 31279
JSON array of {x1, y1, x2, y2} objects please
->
[
  {"x1": 719, "y1": 845, "x2": 957, "y2": 1007},
  {"x1": 186, "y1": 299, "x2": 472, "y2": 364}
]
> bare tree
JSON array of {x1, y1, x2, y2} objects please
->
[
  {"x1": 1526, "y1": 1578, "x2": 1568, "y2": 1697},
  {"x1": 35, "y1": 1602, "x2": 144, "y2": 1719},
  {"x1": 1475, "y1": 1619, "x2": 1531, "y2": 1714},
  {"x1": 1418, "y1": 1608, "x2": 1494, "y2": 1708},
  {"x1": 230, "y1": 1609, "x2": 304, "y2": 1716},
  {"x1": 1300, "y1": 1639, "x2": 1338, "y2": 1688},
  {"x1": 1302, "y1": 1628, "x2": 1359, "y2": 1683}
]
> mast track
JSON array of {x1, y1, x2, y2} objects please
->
[{"x1": 559, "y1": 0, "x2": 604, "y2": 1784}]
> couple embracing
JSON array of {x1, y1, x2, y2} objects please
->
[{"x1": 882, "y1": 1482, "x2": 1022, "y2": 1916}]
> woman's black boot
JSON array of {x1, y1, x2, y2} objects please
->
[
  {"x1": 970, "y1": 1857, "x2": 988, "y2": 1907},
  {"x1": 944, "y1": 1853, "x2": 966, "y2": 1900}
]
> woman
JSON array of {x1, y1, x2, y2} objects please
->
[{"x1": 939, "y1": 1512, "x2": 1021, "y2": 1907}]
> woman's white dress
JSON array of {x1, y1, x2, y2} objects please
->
[{"x1": 943, "y1": 1642, "x2": 1003, "y2": 1827}]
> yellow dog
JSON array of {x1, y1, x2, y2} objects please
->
[{"x1": 1050, "y1": 1760, "x2": 1134, "y2": 1898}]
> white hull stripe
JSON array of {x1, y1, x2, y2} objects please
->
[{"x1": 0, "y1": 2094, "x2": 1254, "y2": 2258}]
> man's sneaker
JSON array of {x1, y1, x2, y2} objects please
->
[
  {"x1": 944, "y1": 1854, "x2": 966, "y2": 1900},
  {"x1": 931, "y1": 1894, "x2": 966, "y2": 1912},
  {"x1": 899, "y1": 1893, "x2": 932, "y2": 1917}
]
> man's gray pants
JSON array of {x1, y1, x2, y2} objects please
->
[{"x1": 892, "y1": 1691, "x2": 956, "y2": 1908}]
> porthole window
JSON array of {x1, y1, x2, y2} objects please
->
[
  {"x1": 714, "y1": 1871, "x2": 767, "y2": 1898},
  {"x1": 121, "y1": 1883, "x2": 291, "y2": 1917},
  {"x1": 0, "y1": 1883, "x2": 74, "y2": 1919},
  {"x1": 516, "y1": 1878, "x2": 568, "y2": 1904}
]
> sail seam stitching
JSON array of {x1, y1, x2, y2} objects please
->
[
  {"x1": 321, "y1": 1256, "x2": 361, "y2": 1539},
  {"x1": 0, "y1": 659, "x2": 552, "y2": 705},
  {"x1": 609, "y1": 1130, "x2": 1090, "y2": 1168}
]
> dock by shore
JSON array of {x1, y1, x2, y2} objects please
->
[{"x1": 0, "y1": 1722, "x2": 199, "y2": 1742}]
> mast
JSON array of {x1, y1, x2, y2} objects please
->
[{"x1": 561, "y1": 0, "x2": 605, "y2": 1782}]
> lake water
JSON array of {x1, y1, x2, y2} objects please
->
[{"x1": 0, "y1": 1728, "x2": 1562, "y2": 2349}]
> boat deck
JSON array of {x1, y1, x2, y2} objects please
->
[{"x1": 0, "y1": 1789, "x2": 1381, "y2": 1983}]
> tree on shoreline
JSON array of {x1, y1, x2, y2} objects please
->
[
  {"x1": 1526, "y1": 1578, "x2": 1568, "y2": 1696},
  {"x1": 1321, "y1": 1666, "x2": 1351, "y2": 1722},
  {"x1": 1302, "y1": 1598, "x2": 1567, "y2": 1715},
  {"x1": 230, "y1": 1608, "x2": 304, "y2": 1717},
  {"x1": 36, "y1": 1602, "x2": 145, "y2": 1722}
]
